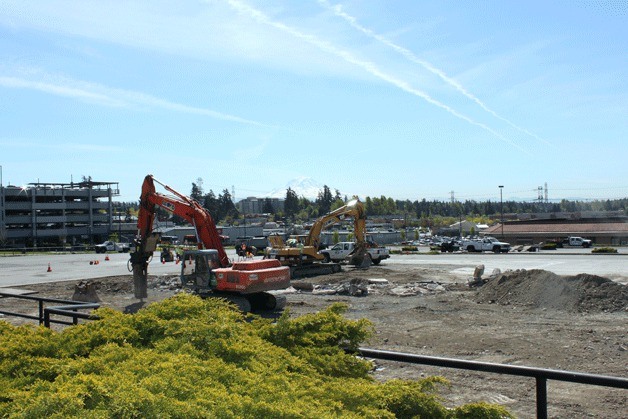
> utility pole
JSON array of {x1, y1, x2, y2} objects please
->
[
  {"x1": 452, "y1": 190, "x2": 462, "y2": 238},
  {"x1": 499, "y1": 185, "x2": 504, "y2": 238}
]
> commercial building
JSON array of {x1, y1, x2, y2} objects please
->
[
  {"x1": 0, "y1": 180, "x2": 120, "y2": 247},
  {"x1": 237, "y1": 197, "x2": 284, "y2": 215},
  {"x1": 482, "y1": 211, "x2": 628, "y2": 246}
]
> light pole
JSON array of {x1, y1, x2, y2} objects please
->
[{"x1": 498, "y1": 185, "x2": 504, "y2": 238}]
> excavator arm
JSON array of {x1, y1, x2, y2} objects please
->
[
  {"x1": 269, "y1": 198, "x2": 370, "y2": 268},
  {"x1": 131, "y1": 175, "x2": 230, "y2": 298},
  {"x1": 305, "y1": 198, "x2": 366, "y2": 249}
]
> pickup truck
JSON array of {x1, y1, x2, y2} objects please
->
[
  {"x1": 461, "y1": 236, "x2": 510, "y2": 253},
  {"x1": 561, "y1": 236, "x2": 593, "y2": 248},
  {"x1": 94, "y1": 241, "x2": 131, "y2": 253},
  {"x1": 319, "y1": 242, "x2": 390, "y2": 265}
]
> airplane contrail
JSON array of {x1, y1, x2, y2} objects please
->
[
  {"x1": 318, "y1": 0, "x2": 554, "y2": 148},
  {"x1": 226, "y1": 0, "x2": 530, "y2": 154}
]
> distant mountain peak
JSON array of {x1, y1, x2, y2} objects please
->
[{"x1": 266, "y1": 177, "x2": 324, "y2": 200}]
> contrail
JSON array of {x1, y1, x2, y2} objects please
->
[
  {"x1": 226, "y1": 0, "x2": 530, "y2": 154},
  {"x1": 0, "y1": 75, "x2": 273, "y2": 128},
  {"x1": 318, "y1": 0, "x2": 554, "y2": 148}
]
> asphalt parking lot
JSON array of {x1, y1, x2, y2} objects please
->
[{"x1": 1, "y1": 246, "x2": 626, "y2": 288}]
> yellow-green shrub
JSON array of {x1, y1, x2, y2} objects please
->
[{"x1": 0, "y1": 294, "x2": 512, "y2": 417}]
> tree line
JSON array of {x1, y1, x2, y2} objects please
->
[{"x1": 122, "y1": 180, "x2": 627, "y2": 227}]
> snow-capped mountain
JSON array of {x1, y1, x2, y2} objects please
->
[{"x1": 266, "y1": 177, "x2": 324, "y2": 200}]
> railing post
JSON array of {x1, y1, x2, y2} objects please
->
[
  {"x1": 38, "y1": 300, "x2": 44, "y2": 325},
  {"x1": 536, "y1": 376, "x2": 547, "y2": 419},
  {"x1": 43, "y1": 311, "x2": 50, "y2": 328}
]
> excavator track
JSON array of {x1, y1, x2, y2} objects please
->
[
  {"x1": 289, "y1": 263, "x2": 342, "y2": 279},
  {"x1": 246, "y1": 292, "x2": 287, "y2": 312},
  {"x1": 205, "y1": 292, "x2": 286, "y2": 313}
]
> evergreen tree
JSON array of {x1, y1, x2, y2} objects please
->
[
  {"x1": 316, "y1": 185, "x2": 333, "y2": 216},
  {"x1": 285, "y1": 187, "x2": 300, "y2": 218},
  {"x1": 263, "y1": 198, "x2": 275, "y2": 214},
  {"x1": 218, "y1": 188, "x2": 238, "y2": 221},
  {"x1": 190, "y1": 178, "x2": 204, "y2": 202},
  {"x1": 203, "y1": 190, "x2": 219, "y2": 218}
]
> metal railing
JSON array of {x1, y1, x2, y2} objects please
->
[
  {"x1": 2, "y1": 292, "x2": 625, "y2": 417},
  {"x1": 0, "y1": 291, "x2": 100, "y2": 326},
  {"x1": 353, "y1": 347, "x2": 628, "y2": 419}
]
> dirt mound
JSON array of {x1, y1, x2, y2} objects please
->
[{"x1": 475, "y1": 269, "x2": 628, "y2": 312}]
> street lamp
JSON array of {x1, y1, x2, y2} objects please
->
[{"x1": 498, "y1": 185, "x2": 504, "y2": 238}]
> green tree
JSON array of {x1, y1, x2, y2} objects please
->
[
  {"x1": 285, "y1": 187, "x2": 300, "y2": 218},
  {"x1": 263, "y1": 198, "x2": 275, "y2": 214},
  {"x1": 203, "y1": 190, "x2": 219, "y2": 218},
  {"x1": 217, "y1": 189, "x2": 238, "y2": 221},
  {"x1": 190, "y1": 178, "x2": 204, "y2": 202},
  {"x1": 316, "y1": 185, "x2": 333, "y2": 216},
  {"x1": 330, "y1": 198, "x2": 346, "y2": 211}
]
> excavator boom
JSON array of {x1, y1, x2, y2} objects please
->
[{"x1": 137, "y1": 175, "x2": 229, "y2": 267}]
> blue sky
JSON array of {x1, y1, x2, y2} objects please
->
[{"x1": 0, "y1": 0, "x2": 626, "y2": 204}]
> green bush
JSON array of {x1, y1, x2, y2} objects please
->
[
  {"x1": 591, "y1": 247, "x2": 618, "y2": 253},
  {"x1": 401, "y1": 246, "x2": 419, "y2": 252},
  {"x1": 0, "y1": 294, "x2": 512, "y2": 417}
]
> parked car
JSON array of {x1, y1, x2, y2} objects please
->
[{"x1": 94, "y1": 241, "x2": 130, "y2": 253}]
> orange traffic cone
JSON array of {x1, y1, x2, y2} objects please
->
[
  {"x1": 47, "y1": 263, "x2": 52, "y2": 272},
  {"x1": 105, "y1": 255, "x2": 110, "y2": 261}
]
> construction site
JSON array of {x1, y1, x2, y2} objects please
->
[
  {"x1": 0, "y1": 247, "x2": 626, "y2": 417},
  {"x1": 1, "y1": 177, "x2": 627, "y2": 417}
]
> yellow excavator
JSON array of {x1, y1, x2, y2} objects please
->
[{"x1": 267, "y1": 198, "x2": 371, "y2": 278}]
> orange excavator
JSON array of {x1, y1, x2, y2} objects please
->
[{"x1": 130, "y1": 175, "x2": 290, "y2": 312}]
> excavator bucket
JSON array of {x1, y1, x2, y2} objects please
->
[{"x1": 348, "y1": 246, "x2": 372, "y2": 269}]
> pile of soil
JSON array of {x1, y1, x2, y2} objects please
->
[{"x1": 475, "y1": 269, "x2": 628, "y2": 312}]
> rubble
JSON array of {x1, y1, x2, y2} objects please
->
[{"x1": 475, "y1": 269, "x2": 628, "y2": 312}]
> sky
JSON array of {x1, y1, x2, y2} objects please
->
[{"x1": 0, "y1": 0, "x2": 626, "y2": 205}]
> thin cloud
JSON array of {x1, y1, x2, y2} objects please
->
[
  {"x1": 0, "y1": 76, "x2": 125, "y2": 107},
  {"x1": 0, "y1": 139, "x2": 124, "y2": 153},
  {"x1": 232, "y1": 138, "x2": 270, "y2": 161},
  {"x1": 318, "y1": 0, "x2": 554, "y2": 148},
  {"x1": 0, "y1": 74, "x2": 273, "y2": 127},
  {"x1": 227, "y1": 0, "x2": 529, "y2": 154}
]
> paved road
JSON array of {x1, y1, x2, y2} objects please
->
[
  {"x1": 1, "y1": 248, "x2": 627, "y2": 288},
  {"x1": 0, "y1": 252, "x2": 187, "y2": 288}
]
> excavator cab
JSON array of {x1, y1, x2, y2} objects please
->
[{"x1": 180, "y1": 249, "x2": 220, "y2": 293}]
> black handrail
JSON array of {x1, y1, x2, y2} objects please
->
[
  {"x1": 0, "y1": 291, "x2": 99, "y2": 326},
  {"x1": 352, "y1": 347, "x2": 628, "y2": 419},
  {"x1": 43, "y1": 304, "x2": 101, "y2": 327}
]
